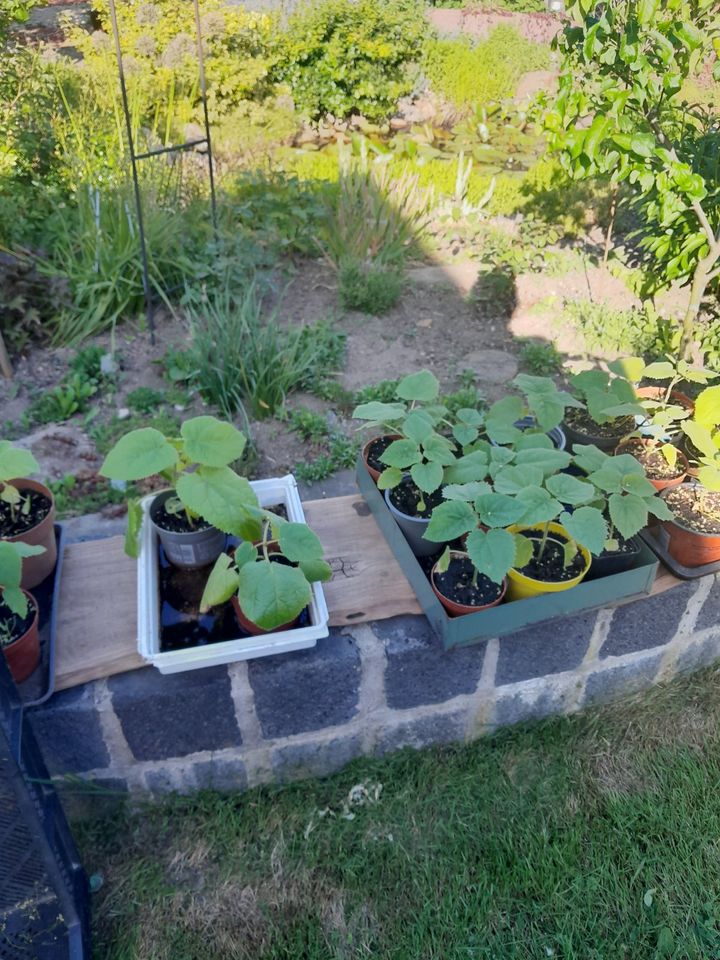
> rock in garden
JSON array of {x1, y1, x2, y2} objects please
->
[
  {"x1": 14, "y1": 424, "x2": 100, "y2": 481},
  {"x1": 464, "y1": 349, "x2": 519, "y2": 385}
]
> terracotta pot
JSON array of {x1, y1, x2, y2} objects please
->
[
  {"x1": 661, "y1": 483, "x2": 720, "y2": 568},
  {"x1": 431, "y1": 551, "x2": 506, "y2": 617},
  {"x1": 231, "y1": 595, "x2": 299, "y2": 636},
  {"x1": 3, "y1": 479, "x2": 57, "y2": 589},
  {"x1": 614, "y1": 438, "x2": 688, "y2": 492},
  {"x1": 362, "y1": 434, "x2": 402, "y2": 483},
  {"x1": 2, "y1": 590, "x2": 40, "y2": 684},
  {"x1": 635, "y1": 386, "x2": 695, "y2": 414}
]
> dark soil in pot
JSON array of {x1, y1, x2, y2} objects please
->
[
  {"x1": 150, "y1": 492, "x2": 214, "y2": 534},
  {"x1": 563, "y1": 408, "x2": 635, "y2": 450},
  {"x1": 587, "y1": 534, "x2": 642, "y2": 580},
  {"x1": 516, "y1": 531, "x2": 587, "y2": 583},
  {"x1": 617, "y1": 439, "x2": 686, "y2": 481},
  {"x1": 664, "y1": 486, "x2": 720, "y2": 537},
  {"x1": 433, "y1": 555, "x2": 504, "y2": 607},
  {"x1": 388, "y1": 479, "x2": 444, "y2": 520},
  {"x1": 159, "y1": 546, "x2": 309, "y2": 650},
  {"x1": 0, "y1": 488, "x2": 51, "y2": 537},
  {"x1": 365, "y1": 435, "x2": 400, "y2": 476}
]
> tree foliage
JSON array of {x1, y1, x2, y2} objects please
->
[{"x1": 544, "y1": 0, "x2": 720, "y2": 354}]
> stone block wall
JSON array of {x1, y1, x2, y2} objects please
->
[{"x1": 28, "y1": 575, "x2": 720, "y2": 798}]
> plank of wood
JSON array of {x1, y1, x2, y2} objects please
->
[
  {"x1": 55, "y1": 496, "x2": 421, "y2": 691},
  {"x1": 55, "y1": 537, "x2": 142, "y2": 691},
  {"x1": 303, "y1": 495, "x2": 422, "y2": 625}
]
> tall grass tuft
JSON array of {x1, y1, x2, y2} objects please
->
[{"x1": 183, "y1": 279, "x2": 342, "y2": 420}]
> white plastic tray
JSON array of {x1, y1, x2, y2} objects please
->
[{"x1": 137, "y1": 475, "x2": 329, "y2": 673}]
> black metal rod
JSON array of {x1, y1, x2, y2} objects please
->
[
  {"x1": 134, "y1": 138, "x2": 208, "y2": 161},
  {"x1": 108, "y1": 0, "x2": 155, "y2": 344},
  {"x1": 193, "y1": 0, "x2": 218, "y2": 235}
]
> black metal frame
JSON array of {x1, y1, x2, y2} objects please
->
[
  {"x1": 0, "y1": 655, "x2": 90, "y2": 959},
  {"x1": 107, "y1": 0, "x2": 218, "y2": 343}
]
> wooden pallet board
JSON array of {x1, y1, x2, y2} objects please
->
[{"x1": 54, "y1": 495, "x2": 421, "y2": 691}]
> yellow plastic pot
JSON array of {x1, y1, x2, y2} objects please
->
[{"x1": 506, "y1": 522, "x2": 591, "y2": 601}]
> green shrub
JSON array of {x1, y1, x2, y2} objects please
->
[
  {"x1": 0, "y1": 249, "x2": 69, "y2": 352},
  {"x1": 275, "y1": 0, "x2": 426, "y2": 122},
  {"x1": 423, "y1": 26, "x2": 550, "y2": 110},
  {"x1": 428, "y1": 0, "x2": 545, "y2": 9},
  {"x1": 339, "y1": 261, "x2": 404, "y2": 313},
  {"x1": 127, "y1": 387, "x2": 166, "y2": 414}
]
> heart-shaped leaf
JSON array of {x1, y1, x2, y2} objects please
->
[{"x1": 181, "y1": 416, "x2": 247, "y2": 467}]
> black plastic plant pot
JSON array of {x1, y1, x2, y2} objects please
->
[
  {"x1": 562, "y1": 418, "x2": 628, "y2": 453},
  {"x1": 586, "y1": 535, "x2": 643, "y2": 581},
  {"x1": 384, "y1": 481, "x2": 437, "y2": 557},
  {"x1": 150, "y1": 491, "x2": 225, "y2": 570}
]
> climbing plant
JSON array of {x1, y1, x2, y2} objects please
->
[{"x1": 544, "y1": 0, "x2": 720, "y2": 356}]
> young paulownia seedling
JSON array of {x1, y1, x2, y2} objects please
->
[
  {"x1": 99, "y1": 416, "x2": 262, "y2": 557},
  {"x1": 0, "y1": 441, "x2": 41, "y2": 525},
  {"x1": 0, "y1": 540, "x2": 46, "y2": 620},
  {"x1": 199, "y1": 513, "x2": 331, "y2": 631}
]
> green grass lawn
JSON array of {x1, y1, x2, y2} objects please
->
[{"x1": 80, "y1": 666, "x2": 720, "y2": 960}]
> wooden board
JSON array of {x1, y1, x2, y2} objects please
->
[{"x1": 55, "y1": 496, "x2": 421, "y2": 691}]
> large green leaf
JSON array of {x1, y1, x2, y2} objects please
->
[
  {"x1": 124, "y1": 497, "x2": 144, "y2": 559},
  {"x1": 396, "y1": 370, "x2": 439, "y2": 403},
  {"x1": 608, "y1": 492, "x2": 648, "y2": 539},
  {"x1": 493, "y1": 464, "x2": 544, "y2": 495},
  {"x1": 546, "y1": 474, "x2": 596, "y2": 505},
  {"x1": 0, "y1": 541, "x2": 22, "y2": 590},
  {"x1": 181, "y1": 417, "x2": 247, "y2": 467},
  {"x1": 443, "y1": 450, "x2": 489, "y2": 484},
  {"x1": 299, "y1": 558, "x2": 332, "y2": 583},
  {"x1": 607, "y1": 357, "x2": 646, "y2": 383},
  {"x1": 698, "y1": 465, "x2": 720, "y2": 491},
  {"x1": 176, "y1": 467, "x2": 259, "y2": 535},
  {"x1": 0, "y1": 441, "x2": 39, "y2": 483},
  {"x1": 572, "y1": 444, "x2": 609, "y2": 474},
  {"x1": 424, "y1": 500, "x2": 476, "y2": 542},
  {"x1": 422, "y1": 434, "x2": 456, "y2": 466},
  {"x1": 237, "y1": 560, "x2": 311, "y2": 630},
  {"x1": 100, "y1": 428, "x2": 178, "y2": 481},
  {"x1": 402, "y1": 411, "x2": 434, "y2": 445},
  {"x1": 1, "y1": 585, "x2": 27, "y2": 618},
  {"x1": 442, "y1": 481, "x2": 491, "y2": 502},
  {"x1": 516, "y1": 487, "x2": 563, "y2": 525},
  {"x1": 474, "y1": 493, "x2": 526, "y2": 528},
  {"x1": 515, "y1": 448, "x2": 572, "y2": 475},
  {"x1": 380, "y1": 439, "x2": 422, "y2": 469},
  {"x1": 377, "y1": 467, "x2": 403, "y2": 490},
  {"x1": 278, "y1": 523, "x2": 324, "y2": 562},
  {"x1": 485, "y1": 396, "x2": 524, "y2": 444},
  {"x1": 351, "y1": 401, "x2": 406, "y2": 423},
  {"x1": 199, "y1": 553, "x2": 240, "y2": 612},
  {"x1": 695, "y1": 386, "x2": 720, "y2": 430},
  {"x1": 466, "y1": 527, "x2": 516, "y2": 585},
  {"x1": 620, "y1": 472, "x2": 657, "y2": 499},
  {"x1": 559, "y1": 506, "x2": 607, "y2": 555},
  {"x1": 411, "y1": 460, "x2": 444, "y2": 494}
]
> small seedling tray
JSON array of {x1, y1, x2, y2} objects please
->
[
  {"x1": 640, "y1": 526, "x2": 720, "y2": 580},
  {"x1": 138, "y1": 475, "x2": 329, "y2": 674},
  {"x1": 16, "y1": 523, "x2": 65, "y2": 706},
  {"x1": 356, "y1": 456, "x2": 659, "y2": 648}
]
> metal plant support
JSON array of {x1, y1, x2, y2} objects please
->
[{"x1": 107, "y1": 0, "x2": 218, "y2": 343}]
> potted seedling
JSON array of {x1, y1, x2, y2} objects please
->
[
  {"x1": 355, "y1": 371, "x2": 458, "y2": 556},
  {"x1": 353, "y1": 370, "x2": 444, "y2": 482},
  {"x1": 0, "y1": 540, "x2": 46, "y2": 683},
  {"x1": 572, "y1": 444, "x2": 674, "y2": 577},
  {"x1": 199, "y1": 513, "x2": 331, "y2": 634},
  {"x1": 483, "y1": 374, "x2": 583, "y2": 450},
  {"x1": 425, "y1": 437, "x2": 606, "y2": 603},
  {"x1": 662, "y1": 384, "x2": 720, "y2": 567},
  {"x1": 0, "y1": 441, "x2": 57, "y2": 588},
  {"x1": 565, "y1": 367, "x2": 645, "y2": 451},
  {"x1": 100, "y1": 416, "x2": 261, "y2": 569}
]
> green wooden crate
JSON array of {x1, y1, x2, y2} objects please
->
[{"x1": 356, "y1": 456, "x2": 660, "y2": 648}]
